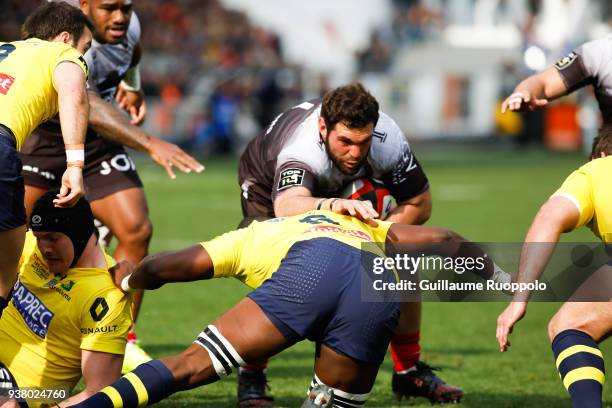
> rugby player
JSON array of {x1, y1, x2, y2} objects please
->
[
  {"x1": 70, "y1": 210, "x2": 500, "y2": 408},
  {"x1": 0, "y1": 191, "x2": 132, "y2": 408},
  {"x1": 496, "y1": 126, "x2": 612, "y2": 407},
  {"x1": 20, "y1": 0, "x2": 204, "y2": 372},
  {"x1": 0, "y1": 2, "x2": 91, "y2": 319},
  {"x1": 237, "y1": 82, "x2": 462, "y2": 404},
  {"x1": 501, "y1": 34, "x2": 612, "y2": 120}
]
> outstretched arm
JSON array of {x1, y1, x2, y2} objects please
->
[
  {"x1": 496, "y1": 196, "x2": 579, "y2": 352},
  {"x1": 88, "y1": 93, "x2": 204, "y2": 179},
  {"x1": 112, "y1": 245, "x2": 214, "y2": 291},
  {"x1": 501, "y1": 67, "x2": 568, "y2": 113}
]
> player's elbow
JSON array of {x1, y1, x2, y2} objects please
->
[
  {"x1": 415, "y1": 197, "x2": 432, "y2": 224},
  {"x1": 430, "y1": 227, "x2": 461, "y2": 243}
]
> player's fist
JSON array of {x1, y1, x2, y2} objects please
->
[
  {"x1": 496, "y1": 301, "x2": 527, "y2": 352},
  {"x1": 330, "y1": 198, "x2": 379, "y2": 226},
  {"x1": 110, "y1": 260, "x2": 135, "y2": 292},
  {"x1": 501, "y1": 91, "x2": 548, "y2": 113}
]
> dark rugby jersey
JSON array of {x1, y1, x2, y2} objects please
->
[
  {"x1": 555, "y1": 35, "x2": 612, "y2": 122},
  {"x1": 238, "y1": 99, "x2": 429, "y2": 215}
]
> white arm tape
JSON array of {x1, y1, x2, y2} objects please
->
[
  {"x1": 65, "y1": 149, "x2": 84, "y2": 162},
  {"x1": 121, "y1": 64, "x2": 141, "y2": 91},
  {"x1": 120, "y1": 274, "x2": 134, "y2": 292}
]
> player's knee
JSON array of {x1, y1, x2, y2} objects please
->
[
  {"x1": 548, "y1": 308, "x2": 600, "y2": 343},
  {"x1": 192, "y1": 325, "x2": 246, "y2": 380},
  {"x1": 117, "y1": 217, "x2": 153, "y2": 247}
]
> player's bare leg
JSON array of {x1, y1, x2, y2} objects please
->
[
  {"x1": 386, "y1": 224, "x2": 464, "y2": 403},
  {"x1": 71, "y1": 297, "x2": 384, "y2": 407},
  {"x1": 91, "y1": 187, "x2": 153, "y2": 371},
  {"x1": 0, "y1": 226, "x2": 26, "y2": 315},
  {"x1": 542, "y1": 264, "x2": 612, "y2": 407},
  {"x1": 24, "y1": 185, "x2": 47, "y2": 223}
]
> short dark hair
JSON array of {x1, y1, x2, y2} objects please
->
[
  {"x1": 591, "y1": 124, "x2": 612, "y2": 159},
  {"x1": 320, "y1": 82, "x2": 380, "y2": 131},
  {"x1": 21, "y1": 2, "x2": 94, "y2": 43}
]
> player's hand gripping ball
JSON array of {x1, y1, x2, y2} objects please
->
[{"x1": 341, "y1": 178, "x2": 395, "y2": 219}]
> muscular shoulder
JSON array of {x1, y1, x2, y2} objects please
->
[
  {"x1": 276, "y1": 105, "x2": 329, "y2": 173},
  {"x1": 368, "y1": 111, "x2": 410, "y2": 173}
]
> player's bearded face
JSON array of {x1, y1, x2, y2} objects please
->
[
  {"x1": 323, "y1": 121, "x2": 373, "y2": 175},
  {"x1": 34, "y1": 232, "x2": 75, "y2": 275},
  {"x1": 82, "y1": 0, "x2": 133, "y2": 44}
]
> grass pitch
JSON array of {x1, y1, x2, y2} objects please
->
[{"x1": 127, "y1": 144, "x2": 609, "y2": 407}]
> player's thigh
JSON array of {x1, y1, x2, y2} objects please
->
[
  {"x1": 549, "y1": 301, "x2": 612, "y2": 342},
  {"x1": 162, "y1": 297, "x2": 291, "y2": 390},
  {"x1": 90, "y1": 187, "x2": 150, "y2": 238},
  {"x1": 23, "y1": 185, "x2": 46, "y2": 222},
  {"x1": 314, "y1": 343, "x2": 380, "y2": 395},
  {"x1": 549, "y1": 263, "x2": 612, "y2": 341}
]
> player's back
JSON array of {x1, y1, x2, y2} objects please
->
[
  {"x1": 202, "y1": 210, "x2": 392, "y2": 288},
  {"x1": 554, "y1": 156, "x2": 612, "y2": 242},
  {"x1": 0, "y1": 39, "x2": 86, "y2": 150}
]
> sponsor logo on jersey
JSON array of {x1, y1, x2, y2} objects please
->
[
  {"x1": 555, "y1": 52, "x2": 578, "y2": 70},
  {"x1": 60, "y1": 280, "x2": 75, "y2": 292},
  {"x1": 373, "y1": 130, "x2": 387, "y2": 143},
  {"x1": 278, "y1": 168, "x2": 305, "y2": 190},
  {"x1": 90, "y1": 297, "x2": 109, "y2": 322},
  {"x1": 306, "y1": 225, "x2": 373, "y2": 242},
  {"x1": 12, "y1": 280, "x2": 54, "y2": 338},
  {"x1": 80, "y1": 324, "x2": 118, "y2": 335},
  {"x1": 0, "y1": 73, "x2": 15, "y2": 95}
]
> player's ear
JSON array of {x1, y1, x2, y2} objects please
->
[
  {"x1": 52, "y1": 31, "x2": 72, "y2": 45},
  {"x1": 80, "y1": 0, "x2": 90, "y2": 15},
  {"x1": 319, "y1": 117, "x2": 328, "y2": 139}
]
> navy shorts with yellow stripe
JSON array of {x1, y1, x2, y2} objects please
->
[
  {"x1": 0, "y1": 125, "x2": 26, "y2": 231},
  {"x1": 248, "y1": 238, "x2": 399, "y2": 364}
]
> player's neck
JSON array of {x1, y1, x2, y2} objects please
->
[{"x1": 73, "y1": 235, "x2": 107, "y2": 269}]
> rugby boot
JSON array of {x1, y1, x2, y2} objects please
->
[
  {"x1": 122, "y1": 339, "x2": 153, "y2": 374},
  {"x1": 392, "y1": 361, "x2": 464, "y2": 404},
  {"x1": 237, "y1": 367, "x2": 274, "y2": 407}
]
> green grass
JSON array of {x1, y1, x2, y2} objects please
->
[{"x1": 123, "y1": 145, "x2": 610, "y2": 407}]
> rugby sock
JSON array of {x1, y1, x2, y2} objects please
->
[
  {"x1": 552, "y1": 329, "x2": 605, "y2": 408},
  {"x1": 71, "y1": 360, "x2": 175, "y2": 407},
  {"x1": 390, "y1": 331, "x2": 420, "y2": 373}
]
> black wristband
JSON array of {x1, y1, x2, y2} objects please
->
[
  {"x1": 316, "y1": 198, "x2": 326, "y2": 210},
  {"x1": 328, "y1": 198, "x2": 339, "y2": 210}
]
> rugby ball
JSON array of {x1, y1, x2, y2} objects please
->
[{"x1": 341, "y1": 178, "x2": 395, "y2": 219}]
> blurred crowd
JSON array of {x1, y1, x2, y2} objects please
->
[{"x1": 1, "y1": 0, "x2": 312, "y2": 155}]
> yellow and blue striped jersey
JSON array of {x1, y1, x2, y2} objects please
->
[
  {"x1": 0, "y1": 38, "x2": 88, "y2": 150},
  {"x1": 552, "y1": 156, "x2": 612, "y2": 242},
  {"x1": 201, "y1": 211, "x2": 392, "y2": 289},
  {"x1": 0, "y1": 233, "x2": 132, "y2": 406}
]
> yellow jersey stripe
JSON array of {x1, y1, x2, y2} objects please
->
[
  {"x1": 124, "y1": 372, "x2": 149, "y2": 405},
  {"x1": 555, "y1": 345, "x2": 603, "y2": 369},
  {"x1": 562, "y1": 367, "x2": 605, "y2": 390},
  {"x1": 101, "y1": 385, "x2": 123, "y2": 407}
]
